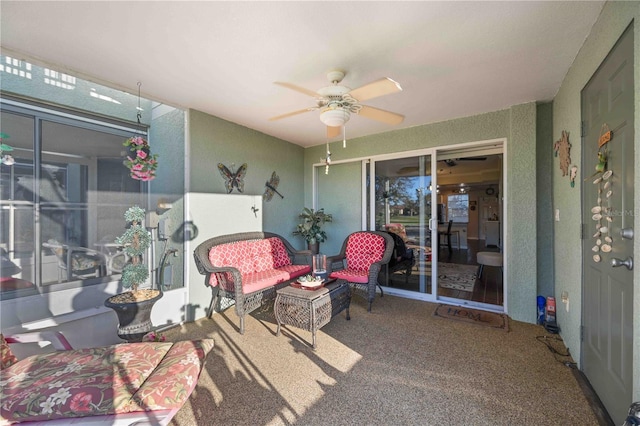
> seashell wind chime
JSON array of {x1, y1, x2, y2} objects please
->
[{"x1": 590, "y1": 124, "x2": 614, "y2": 263}]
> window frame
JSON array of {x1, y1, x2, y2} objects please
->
[
  {"x1": 0, "y1": 97, "x2": 148, "y2": 300},
  {"x1": 446, "y1": 193, "x2": 469, "y2": 224}
]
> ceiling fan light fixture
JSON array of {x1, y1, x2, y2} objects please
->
[{"x1": 320, "y1": 108, "x2": 350, "y2": 127}]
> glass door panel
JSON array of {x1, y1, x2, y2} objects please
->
[
  {"x1": 372, "y1": 155, "x2": 434, "y2": 296},
  {"x1": 0, "y1": 111, "x2": 36, "y2": 293}
]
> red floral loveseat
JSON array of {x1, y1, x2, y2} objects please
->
[
  {"x1": 193, "y1": 232, "x2": 312, "y2": 334},
  {"x1": 0, "y1": 332, "x2": 213, "y2": 425}
]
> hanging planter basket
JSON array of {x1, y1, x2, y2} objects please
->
[{"x1": 123, "y1": 136, "x2": 158, "y2": 181}]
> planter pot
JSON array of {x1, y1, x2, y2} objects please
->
[
  {"x1": 307, "y1": 242, "x2": 320, "y2": 255},
  {"x1": 104, "y1": 289, "x2": 162, "y2": 342}
]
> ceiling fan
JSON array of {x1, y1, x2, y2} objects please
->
[
  {"x1": 439, "y1": 157, "x2": 488, "y2": 167},
  {"x1": 269, "y1": 69, "x2": 404, "y2": 138}
]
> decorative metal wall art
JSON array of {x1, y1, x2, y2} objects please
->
[
  {"x1": 553, "y1": 130, "x2": 571, "y2": 176},
  {"x1": 263, "y1": 171, "x2": 284, "y2": 201},
  {"x1": 217, "y1": 163, "x2": 247, "y2": 193}
]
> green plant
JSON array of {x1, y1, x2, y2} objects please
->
[
  {"x1": 115, "y1": 206, "x2": 152, "y2": 291},
  {"x1": 293, "y1": 207, "x2": 333, "y2": 244}
]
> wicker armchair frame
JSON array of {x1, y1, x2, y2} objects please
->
[
  {"x1": 193, "y1": 232, "x2": 312, "y2": 334},
  {"x1": 326, "y1": 231, "x2": 394, "y2": 312}
]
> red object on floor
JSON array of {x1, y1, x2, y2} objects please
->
[
  {"x1": 546, "y1": 296, "x2": 556, "y2": 322},
  {"x1": 0, "y1": 277, "x2": 34, "y2": 291}
]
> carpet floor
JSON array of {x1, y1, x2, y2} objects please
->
[{"x1": 165, "y1": 294, "x2": 599, "y2": 425}]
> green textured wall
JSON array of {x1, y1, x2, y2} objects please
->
[
  {"x1": 552, "y1": 0, "x2": 639, "y2": 401},
  {"x1": 506, "y1": 103, "x2": 538, "y2": 323},
  {"x1": 536, "y1": 102, "x2": 555, "y2": 299},
  {"x1": 149, "y1": 106, "x2": 186, "y2": 291},
  {"x1": 304, "y1": 105, "x2": 538, "y2": 323},
  {"x1": 317, "y1": 162, "x2": 363, "y2": 255},
  {"x1": 188, "y1": 109, "x2": 305, "y2": 241}
]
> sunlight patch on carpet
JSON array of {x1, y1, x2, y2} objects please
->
[{"x1": 434, "y1": 304, "x2": 509, "y2": 331}]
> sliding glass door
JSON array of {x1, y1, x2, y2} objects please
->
[
  {"x1": 370, "y1": 153, "x2": 437, "y2": 298},
  {"x1": 314, "y1": 141, "x2": 505, "y2": 307}
]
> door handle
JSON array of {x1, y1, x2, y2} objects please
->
[
  {"x1": 611, "y1": 256, "x2": 633, "y2": 271},
  {"x1": 620, "y1": 228, "x2": 634, "y2": 240}
]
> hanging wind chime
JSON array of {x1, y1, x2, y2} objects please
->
[
  {"x1": 590, "y1": 124, "x2": 614, "y2": 264},
  {"x1": 322, "y1": 140, "x2": 332, "y2": 175},
  {"x1": 123, "y1": 82, "x2": 158, "y2": 181}
]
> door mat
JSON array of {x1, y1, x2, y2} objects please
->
[
  {"x1": 434, "y1": 304, "x2": 509, "y2": 331},
  {"x1": 437, "y1": 263, "x2": 478, "y2": 292}
]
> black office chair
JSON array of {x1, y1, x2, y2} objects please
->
[{"x1": 439, "y1": 220, "x2": 454, "y2": 253}]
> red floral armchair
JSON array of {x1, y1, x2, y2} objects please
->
[
  {"x1": 327, "y1": 231, "x2": 394, "y2": 312},
  {"x1": 1, "y1": 331, "x2": 213, "y2": 425}
]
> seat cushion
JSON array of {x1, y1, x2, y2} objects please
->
[
  {"x1": 241, "y1": 269, "x2": 290, "y2": 294},
  {"x1": 277, "y1": 264, "x2": 311, "y2": 280},
  {"x1": 477, "y1": 252, "x2": 503, "y2": 267},
  {"x1": 330, "y1": 268, "x2": 369, "y2": 284},
  {"x1": 0, "y1": 339, "x2": 213, "y2": 424}
]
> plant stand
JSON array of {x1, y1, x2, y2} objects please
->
[{"x1": 104, "y1": 289, "x2": 162, "y2": 342}]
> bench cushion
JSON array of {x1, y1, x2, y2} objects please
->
[
  {"x1": 277, "y1": 264, "x2": 311, "y2": 280},
  {"x1": 208, "y1": 237, "x2": 295, "y2": 288},
  {"x1": 0, "y1": 339, "x2": 213, "y2": 424},
  {"x1": 241, "y1": 269, "x2": 290, "y2": 294}
]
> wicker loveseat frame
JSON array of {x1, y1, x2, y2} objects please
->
[{"x1": 193, "y1": 232, "x2": 312, "y2": 334}]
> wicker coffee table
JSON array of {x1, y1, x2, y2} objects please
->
[{"x1": 274, "y1": 280, "x2": 351, "y2": 349}]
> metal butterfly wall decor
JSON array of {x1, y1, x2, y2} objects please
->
[
  {"x1": 263, "y1": 171, "x2": 284, "y2": 202},
  {"x1": 217, "y1": 162, "x2": 247, "y2": 193}
]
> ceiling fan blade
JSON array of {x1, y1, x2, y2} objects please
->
[
  {"x1": 358, "y1": 105, "x2": 404, "y2": 125},
  {"x1": 274, "y1": 82, "x2": 319, "y2": 98},
  {"x1": 327, "y1": 126, "x2": 341, "y2": 139},
  {"x1": 349, "y1": 78, "x2": 402, "y2": 102},
  {"x1": 268, "y1": 108, "x2": 316, "y2": 121}
]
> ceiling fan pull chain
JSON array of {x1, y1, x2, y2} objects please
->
[{"x1": 343, "y1": 110, "x2": 347, "y2": 148}]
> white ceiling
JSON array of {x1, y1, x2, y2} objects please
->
[{"x1": 1, "y1": 1, "x2": 604, "y2": 148}]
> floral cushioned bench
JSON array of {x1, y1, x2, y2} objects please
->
[
  {"x1": 0, "y1": 333, "x2": 213, "y2": 425},
  {"x1": 193, "y1": 232, "x2": 312, "y2": 334}
]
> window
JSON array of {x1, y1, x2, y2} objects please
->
[
  {"x1": 447, "y1": 194, "x2": 469, "y2": 223},
  {"x1": 1, "y1": 55, "x2": 186, "y2": 305},
  {"x1": 1, "y1": 106, "x2": 145, "y2": 298}
]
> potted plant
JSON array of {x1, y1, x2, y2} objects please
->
[
  {"x1": 293, "y1": 207, "x2": 333, "y2": 254},
  {"x1": 104, "y1": 206, "x2": 162, "y2": 342}
]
